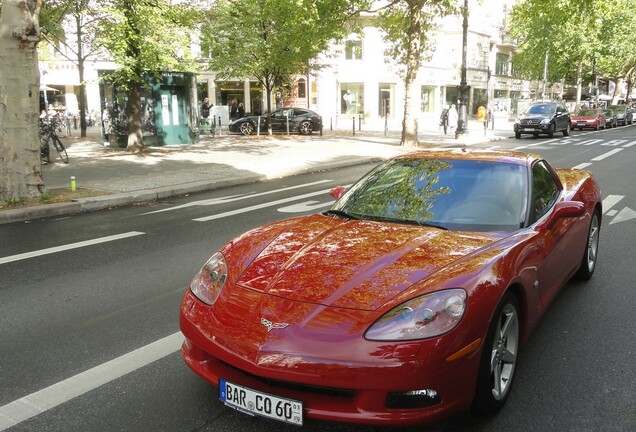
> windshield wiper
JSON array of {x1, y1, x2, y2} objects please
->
[
  {"x1": 366, "y1": 215, "x2": 448, "y2": 230},
  {"x1": 323, "y1": 209, "x2": 360, "y2": 220}
]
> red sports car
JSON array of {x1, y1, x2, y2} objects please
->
[
  {"x1": 571, "y1": 109, "x2": 607, "y2": 130},
  {"x1": 180, "y1": 148, "x2": 602, "y2": 427}
]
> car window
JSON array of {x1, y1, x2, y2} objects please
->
[
  {"x1": 526, "y1": 104, "x2": 555, "y2": 116},
  {"x1": 531, "y1": 161, "x2": 560, "y2": 223},
  {"x1": 331, "y1": 158, "x2": 528, "y2": 232}
]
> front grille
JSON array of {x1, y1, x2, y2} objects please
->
[
  {"x1": 521, "y1": 119, "x2": 540, "y2": 125},
  {"x1": 222, "y1": 360, "x2": 356, "y2": 399}
]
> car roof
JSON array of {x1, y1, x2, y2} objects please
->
[{"x1": 392, "y1": 147, "x2": 538, "y2": 167}]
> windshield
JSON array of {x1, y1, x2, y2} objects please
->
[
  {"x1": 330, "y1": 158, "x2": 529, "y2": 232},
  {"x1": 576, "y1": 110, "x2": 598, "y2": 116},
  {"x1": 525, "y1": 104, "x2": 556, "y2": 116}
]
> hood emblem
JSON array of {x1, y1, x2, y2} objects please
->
[{"x1": 261, "y1": 318, "x2": 289, "y2": 332}]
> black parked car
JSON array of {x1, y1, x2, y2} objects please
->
[
  {"x1": 229, "y1": 108, "x2": 323, "y2": 135},
  {"x1": 608, "y1": 104, "x2": 633, "y2": 126},
  {"x1": 602, "y1": 109, "x2": 618, "y2": 128},
  {"x1": 514, "y1": 102, "x2": 571, "y2": 139}
]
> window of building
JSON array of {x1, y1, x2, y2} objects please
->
[
  {"x1": 297, "y1": 78, "x2": 306, "y2": 98},
  {"x1": 340, "y1": 83, "x2": 364, "y2": 114},
  {"x1": 379, "y1": 84, "x2": 394, "y2": 117},
  {"x1": 345, "y1": 39, "x2": 362, "y2": 60},
  {"x1": 420, "y1": 86, "x2": 436, "y2": 113},
  {"x1": 496, "y1": 53, "x2": 510, "y2": 76}
]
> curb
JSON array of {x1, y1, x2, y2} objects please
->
[{"x1": 0, "y1": 157, "x2": 385, "y2": 226}]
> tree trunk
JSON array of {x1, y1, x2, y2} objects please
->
[
  {"x1": 0, "y1": 0, "x2": 44, "y2": 201},
  {"x1": 575, "y1": 62, "x2": 583, "y2": 112},
  {"x1": 612, "y1": 77, "x2": 625, "y2": 105},
  {"x1": 75, "y1": 12, "x2": 87, "y2": 138},
  {"x1": 125, "y1": 81, "x2": 146, "y2": 153},
  {"x1": 400, "y1": 2, "x2": 422, "y2": 147}
]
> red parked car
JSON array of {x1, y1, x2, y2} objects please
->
[
  {"x1": 180, "y1": 148, "x2": 602, "y2": 427},
  {"x1": 571, "y1": 109, "x2": 607, "y2": 130}
]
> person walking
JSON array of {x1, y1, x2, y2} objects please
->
[
  {"x1": 448, "y1": 104, "x2": 458, "y2": 135},
  {"x1": 439, "y1": 105, "x2": 449, "y2": 135},
  {"x1": 237, "y1": 102, "x2": 245, "y2": 118},
  {"x1": 200, "y1": 98, "x2": 211, "y2": 119}
]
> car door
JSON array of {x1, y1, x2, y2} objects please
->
[
  {"x1": 270, "y1": 109, "x2": 293, "y2": 132},
  {"x1": 530, "y1": 161, "x2": 581, "y2": 309},
  {"x1": 555, "y1": 104, "x2": 567, "y2": 130}
]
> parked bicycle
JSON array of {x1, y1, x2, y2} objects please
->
[{"x1": 40, "y1": 119, "x2": 69, "y2": 164}]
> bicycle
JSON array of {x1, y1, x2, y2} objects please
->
[{"x1": 40, "y1": 119, "x2": 69, "y2": 164}]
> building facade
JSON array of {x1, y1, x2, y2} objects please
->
[{"x1": 39, "y1": 0, "x2": 582, "y2": 136}]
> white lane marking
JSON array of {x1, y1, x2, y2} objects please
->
[
  {"x1": 278, "y1": 200, "x2": 334, "y2": 213},
  {"x1": 610, "y1": 207, "x2": 636, "y2": 225},
  {"x1": 591, "y1": 148, "x2": 624, "y2": 161},
  {"x1": 194, "y1": 188, "x2": 336, "y2": 222},
  {"x1": 624, "y1": 140, "x2": 636, "y2": 148},
  {"x1": 0, "y1": 232, "x2": 146, "y2": 265},
  {"x1": 0, "y1": 332, "x2": 183, "y2": 431},
  {"x1": 141, "y1": 180, "x2": 333, "y2": 215},
  {"x1": 602, "y1": 195, "x2": 624, "y2": 213},
  {"x1": 572, "y1": 163, "x2": 593, "y2": 170}
]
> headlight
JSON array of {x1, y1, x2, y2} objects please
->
[
  {"x1": 365, "y1": 289, "x2": 466, "y2": 341},
  {"x1": 540, "y1": 118, "x2": 551, "y2": 124},
  {"x1": 189, "y1": 252, "x2": 228, "y2": 305}
]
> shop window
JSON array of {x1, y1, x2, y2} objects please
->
[
  {"x1": 421, "y1": 86, "x2": 435, "y2": 113},
  {"x1": 340, "y1": 83, "x2": 364, "y2": 114}
]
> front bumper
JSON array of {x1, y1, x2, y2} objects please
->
[{"x1": 179, "y1": 289, "x2": 482, "y2": 426}]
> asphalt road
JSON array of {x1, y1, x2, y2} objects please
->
[{"x1": 1, "y1": 126, "x2": 635, "y2": 432}]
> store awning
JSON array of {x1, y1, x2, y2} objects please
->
[{"x1": 39, "y1": 85, "x2": 59, "y2": 92}]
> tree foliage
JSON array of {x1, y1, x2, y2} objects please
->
[
  {"x1": 375, "y1": 0, "x2": 455, "y2": 146},
  {"x1": 202, "y1": 0, "x2": 368, "y2": 134},
  {"x1": 510, "y1": 0, "x2": 636, "y2": 104},
  {"x1": 39, "y1": 0, "x2": 108, "y2": 138},
  {"x1": 94, "y1": 0, "x2": 200, "y2": 152}
]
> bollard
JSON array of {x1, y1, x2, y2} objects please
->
[
  {"x1": 330, "y1": 117, "x2": 333, "y2": 131},
  {"x1": 358, "y1": 114, "x2": 362, "y2": 131},
  {"x1": 70, "y1": 176, "x2": 76, "y2": 192},
  {"x1": 352, "y1": 117, "x2": 355, "y2": 136}
]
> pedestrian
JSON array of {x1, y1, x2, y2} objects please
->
[
  {"x1": 439, "y1": 105, "x2": 449, "y2": 135},
  {"x1": 237, "y1": 102, "x2": 245, "y2": 118},
  {"x1": 448, "y1": 104, "x2": 458, "y2": 134},
  {"x1": 200, "y1": 98, "x2": 211, "y2": 119},
  {"x1": 477, "y1": 105, "x2": 487, "y2": 135},
  {"x1": 230, "y1": 101, "x2": 238, "y2": 120}
]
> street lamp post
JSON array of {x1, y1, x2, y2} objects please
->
[{"x1": 456, "y1": 0, "x2": 469, "y2": 138}]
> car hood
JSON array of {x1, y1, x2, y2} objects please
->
[
  {"x1": 230, "y1": 214, "x2": 503, "y2": 311},
  {"x1": 518, "y1": 113, "x2": 552, "y2": 121}
]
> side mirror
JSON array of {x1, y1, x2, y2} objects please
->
[
  {"x1": 546, "y1": 201, "x2": 585, "y2": 229},
  {"x1": 330, "y1": 186, "x2": 347, "y2": 200}
]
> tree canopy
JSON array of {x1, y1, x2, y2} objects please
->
[
  {"x1": 201, "y1": 0, "x2": 368, "y2": 133},
  {"x1": 375, "y1": 0, "x2": 455, "y2": 146},
  {"x1": 509, "y1": 0, "x2": 636, "y2": 104},
  {"x1": 94, "y1": 0, "x2": 200, "y2": 152}
]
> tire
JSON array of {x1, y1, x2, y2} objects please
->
[
  {"x1": 562, "y1": 123, "x2": 570, "y2": 136},
  {"x1": 41, "y1": 137, "x2": 51, "y2": 164},
  {"x1": 473, "y1": 292, "x2": 520, "y2": 416},
  {"x1": 575, "y1": 210, "x2": 600, "y2": 281},
  {"x1": 52, "y1": 136, "x2": 69, "y2": 164},
  {"x1": 515, "y1": 131, "x2": 521, "y2": 139},
  {"x1": 239, "y1": 122, "x2": 254, "y2": 135},
  {"x1": 547, "y1": 123, "x2": 555, "y2": 138},
  {"x1": 298, "y1": 121, "x2": 313, "y2": 135}
]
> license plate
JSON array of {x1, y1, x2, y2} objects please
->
[{"x1": 219, "y1": 379, "x2": 303, "y2": 426}]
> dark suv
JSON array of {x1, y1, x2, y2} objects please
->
[{"x1": 514, "y1": 102, "x2": 571, "y2": 139}]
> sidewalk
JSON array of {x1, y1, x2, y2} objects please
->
[{"x1": 0, "y1": 118, "x2": 514, "y2": 225}]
